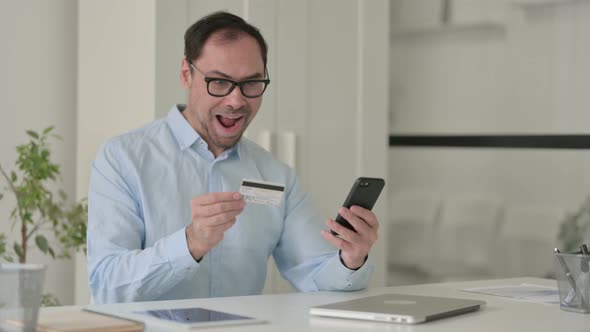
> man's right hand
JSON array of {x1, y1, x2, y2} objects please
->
[{"x1": 185, "y1": 192, "x2": 245, "y2": 261}]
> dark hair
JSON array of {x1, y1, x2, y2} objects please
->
[{"x1": 184, "y1": 11, "x2": 268, "y2": 66}]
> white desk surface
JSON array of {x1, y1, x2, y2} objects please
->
[{"x1": 44, "y1": 277, "x2": 589, "y2": 331}]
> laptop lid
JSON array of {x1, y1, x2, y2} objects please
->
[{"x1": 309, "y1": 294, "x2": 485, "y2": 324}]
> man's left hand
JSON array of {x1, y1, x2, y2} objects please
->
[{"x1": 321, "y1": 206, "x2": 379, "y2": 270}]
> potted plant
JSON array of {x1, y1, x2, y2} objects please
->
[{"x1": 0, "y1": 127, "x2": 87, "y2": 306}]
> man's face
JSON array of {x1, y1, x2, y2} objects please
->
[{"x1": 181, "y1": 33, "x2": 265, "y2": 156}]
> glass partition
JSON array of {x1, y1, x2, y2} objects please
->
[{"x1": 387, "y1": 0, "x2": 590, "y2": 285}]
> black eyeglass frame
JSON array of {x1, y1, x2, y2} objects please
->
[{"x1": 187, "y1": 60, "x2": 270, "y2": 98}]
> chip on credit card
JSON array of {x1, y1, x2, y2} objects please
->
[{"x1": 239, "y1": 179, "x2": 285, "y2": 206}]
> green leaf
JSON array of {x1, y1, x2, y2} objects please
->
[
  {"x1": 47, "y1": 246, "x2": 55, "y2": 258},
  {"x1": 42, "y1": 126, "x2": 54, "y2": 135},
  {"x1": 35, "y1": 235, "x2": 49, "y2": 254},
  {"x1": 41, "y1": 293, "x2": 61, "y2": 307},
  {"x1": 0, "y1": 234, "x2": 6, "y2": 255},
  {"x1": 13, "y1": 242, "x2": 23, "y2": 260},
  {"x1": 26, "y1": 130, "x2": 39, "y2": 139},
  {"x1": 10, "y1": 171, "x2": 17, "y2": 182}
]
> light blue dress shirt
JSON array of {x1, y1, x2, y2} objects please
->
[{"x1": 87, "y1": 105, "x2": 373, "y2": 304}]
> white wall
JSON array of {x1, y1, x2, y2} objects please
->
[
  {"x1": 75, "y1": 0, "x2": 158, "y2": 304},
  {"x1": 155, "y1": 0, "x2": 189, "y2": 116},
  {"x1": 0, "y1": 1, "x2": 78, "y2": 304}
]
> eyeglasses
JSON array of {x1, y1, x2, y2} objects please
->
[{"x1": 187, "y1": 60, "x2": 270, "y2": 98}]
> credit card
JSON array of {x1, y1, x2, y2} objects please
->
[{"x1": 239, "y1": 179, "x2": 285, "y2": 206}]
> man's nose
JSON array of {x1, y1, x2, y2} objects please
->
[{"x1": 224, "y1": 85, "x2": 247, "y2": 109}]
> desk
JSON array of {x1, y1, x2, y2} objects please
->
[{"x1": 43, "y1": 278, "x2": 589, "y2": 331}]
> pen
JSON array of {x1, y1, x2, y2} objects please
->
[
  {"x1": 555, "y1": 248, "x2": 578, "y2": 306},
  {"x1": 581, "y1": 244, "x2": 589, "y2": 273}
]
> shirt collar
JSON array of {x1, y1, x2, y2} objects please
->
[
  {"x1": 166, "y1": 104, "x2": 241, "y2": 160},
  {"x1": 166, "y1": 104, "x2": 200, "y2": 151}
]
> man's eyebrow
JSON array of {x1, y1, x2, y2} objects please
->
[{"x1": 207, "y1": 70, "x2": 264, "y2": 80}]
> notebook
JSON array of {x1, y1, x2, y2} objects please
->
[
  {"x1": 309, "y1": 294, "x2": 485, "y2": 324},
  {"x1": 34, "y1": 309, "x2": 144, "y2": 332}
]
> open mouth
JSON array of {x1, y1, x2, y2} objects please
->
[{"x1": 215, "y1": 114, "x2": 245, "y2": 133}]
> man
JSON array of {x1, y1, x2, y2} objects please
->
[{"x1": 87, "y1": 11, "x2": 379, "y2": 304}]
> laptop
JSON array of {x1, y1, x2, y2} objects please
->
[{"x1": 309, "y1": 294, "x2": 485, "y2": 324}]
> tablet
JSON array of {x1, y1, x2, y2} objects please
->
[
  {"x1": 132, "y1": 307, "x2": 265, "y2": 329},
  {"x1": 86, "y1": 307, "x2": 265, "y2": 329}
]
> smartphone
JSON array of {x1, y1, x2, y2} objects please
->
[{"x1": 331, "y1": 177, "x2": 385, "y2": 235}]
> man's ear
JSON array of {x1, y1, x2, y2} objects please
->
[{"x1": 180, "y1": 57, "x2": 192, "y2": 88}]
